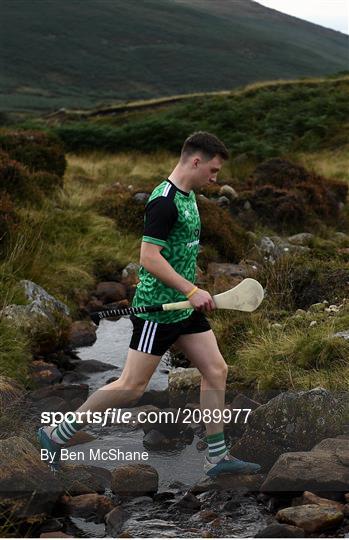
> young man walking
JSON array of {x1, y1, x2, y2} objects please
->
[{"x1": 38, "y1": 131, "x2": 260, "y2": 476}]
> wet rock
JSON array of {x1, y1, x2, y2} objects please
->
[
  {"x1": 111, "y1": 464, "x2": 159, "y2": 496},
  {"x1": 168, "y1": 367, "x2": 201, "y2": 408},
  {"x1": 219, "y1": 185, "x2": 238, "y2": 200},
  {"x1": 191, "y1": 474, "x2": 264, "y2": 494},
  {"x1": 105, "y1": 505, "x2": 125, "y2": 536},
  {"x1": 0, "y1": 376, "x2": 25, "y2": 415},
  {"x1": 29, "y1": 383, "x2": 89, "y2": 403},
  {"x1": 173, "y1": 492, "x2": 201, "y2": 510},
  {"x1": 190, "y1": 509, "x2": 218, "y2": 523},
  {"x1": 261, "y1": 450, "x2": 349, "y2": 492},
  {"x1": 60, "y1": 464, "x2": 111, "y2": 495},
  {"x1": 31, "y1": 396, "x2": 70, "y2": 415},
  {"x1": 68, "y1": 321, "x2": 96, "y2": 347},
  {"x1": 141, "y1": 407, "x2": 186, "y2": 438},
  {"x1": 61, "y1": 371, "x2": 87, "y2": 384},
  {"x1": 231, "y1": 388, "x2": 346, "y2": 471},
  {"x1": 94, "y1": 282, "x2": 127, "y2": 304},
  {"x1": 288, "y1": 233, "x2": 314, "y2": 246},
  {"x1": 276, "y1": 504, "x2": 343, "y2": 534},
  {"x1": 74, "y1": 359, "x2": 117, "y2": 373},
  {"x1": 136, "y1": 388, "x2": 169, "y2": 408},
  {"x1": 0, "y1": 436, "x2": 63, "y2": 518},
  {"x1": 255, "y1": 522, "x2": 305, "y2": 537},
  {"x1": 300, "y1": 491, "x2": 345, "y2": 511},
  {"x1": 60, "y1": 493, "x2": 114, "y2": 523},
  {"x1": 143, "y1": 429, "x2": 171, "y2": 448},
  {"x1": 30, "y1": 360, "x2": 62, "y2": 386}
]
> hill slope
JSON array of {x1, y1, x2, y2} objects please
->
[{"x1": 1, "y1": 0, "x2": 348, "y2": 112}]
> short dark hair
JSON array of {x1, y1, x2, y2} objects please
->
[{"x1": 181, "y1": 131, "x2": 229, "y2": 161}]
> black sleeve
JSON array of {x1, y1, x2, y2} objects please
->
[{"x1": 142, "y1": 196, "x2": 178, "y2": 246}]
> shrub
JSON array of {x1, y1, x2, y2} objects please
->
[
  {"x1": 0, "y1": 318, "x2": 31, "y2": 384},
  {"x1": 0, "y1": 150, "x2": 40, "y2": 202},
  {"x1": 30, "y1": 170, "x2": 63, "y2": 194},
  {"x1": 0, "y1": 193, "x2": 18, "y2": 257},
  {"x1": 242, "y1": 158, "x2": 348, "y2": 232},
  {"x1": 0, "y1": 129, "x2": 66, "y2": 178}
]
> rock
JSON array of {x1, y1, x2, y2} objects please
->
[
  {"x1": 111, "y1": 464, "x2": 158, "y2": 496},
  {"x1": 334, "y1": 330, "x2": 349, "y2": 340},
  {"x1": 300, "y1": 491, "x2": 344, "y2": 511},
  {"x1": 136, "y1": 388, "x2": 169, "y2": 408},
  {"x1": 40, "y1": 533, "x2": 72, "y2": 538},
  {"x1": 30, "y1": 360, "x2": 62, "y2": 386},
  {"x1": 207, "y1": 262, "x2": 251, "y2": 279},
  {"x1": 29, "y1": 384, "x2": 89, "y2": 403},
  {"x1": 0, "y1": 437, "x2": 63, "y2": 518},
  {"x1": 255, "y1": 523, "x2": 305, "y2": 537},
  {"x1": 121, "y1": 263, "x2": 140, "y2": 287},
  {"x1": 22, "y1": 280, "x2": 70, "y2": 316},
  {"x1": 68, "y1": 321, "x2": 96, "y2": 348},
  {"x1": 216, "y1": 195, "x2": 230, "y2": 207},
  {"x1": 190, "y1": 474, "x2": 264, "y2": 494},
  {"x1": 346, "y1": 493, "x2": 349, "y2": 503},
  {"x1": 60, "y1": 464, "x2": 111, "y2": 495},
  {"x1": 31, "y1": 396, "x2": 70, "y2": 415},
  {"x1": 308, "y1": 302, "x2": 326, "y2": 313},
  {"x1": 0, "y1": 376, "x2": 25, "y2": 415},
  {"x1": 74, "y1": 359, "x2": 117, "y2": 373},
  {"x1": 95, "y1": 282, "x2": 127, "y2": 304},
  {"x1": 133, "y1": 192, "x2": 149, "y2": 204},
  {"x1": 287, "y1": 233, "x2": 314, "y2": 246},
  {"x1": 231, "y1": 388, "x2": 346, "y2": 471},
  {"x1": 257, "y1": 236, "x2": 309, "y2": 263},
  {"x1": 60, "y1": 493, "x2": 114, "y2": 523},
  {"x1": 105, "y1": 505, "x2": 125, "y2": 536},
  {"x1": 276, "y1": 504, "x2": 343, "y2": 534},
  {"x1": 173, "y1": 492, "x2": 201, "y2": 510},
  {"x1": 219, "y1": 185, "x2": 238, "y2": 200},
  {"x1": 168, "y1": 368, "x2": 201, "y2": 408},
  {"x1": 143, "y1": 429, "x2": 171, "y2": 449},
  {"x1": 261, "y1": 450, "x2": 349, "y2": 492},
  {"x1": 190, "y1": 509, "x2": 218, "y2": 523},
  {"x1": 226, "y1": 393, "x2": 261, "y2": 436},
  {"x1": 311, "y1": 437, "x2": 349, "y2": 453},
  {"x1": 141, "y1": 407, "x2": 185, "y2": 438}
]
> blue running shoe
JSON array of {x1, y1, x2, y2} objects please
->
[
  {"x1": 37, "y1": 427, "x2": 62, "y2": 473},
  {"x1": 204, "y1": 453, "x2": 261, "y2": 476}
]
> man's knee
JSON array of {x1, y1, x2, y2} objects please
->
[{"x1": 201, "y1": 357, "x2": 228, "y2": 384}]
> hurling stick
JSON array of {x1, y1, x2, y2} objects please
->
[{"x1": 90, "y1": 278, "x2": 264, "y2": 325}]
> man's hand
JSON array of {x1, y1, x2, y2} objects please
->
[{"x1": 188, "y1": 288, "x2": 216, "y2": 312}]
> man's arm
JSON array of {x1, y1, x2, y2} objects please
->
[{"x1": 140, "y1": 242, "x2": 215, "y2": 311}]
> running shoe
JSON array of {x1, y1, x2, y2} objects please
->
[
  {"x1": 204, "y1": 453, "x2": 261, "y2": 476},
  {"x1": 37, "y1": 427, "x2": 62, "y2": 473}
]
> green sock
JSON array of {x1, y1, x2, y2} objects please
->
[
  {"x1": 50, "y1": 419, "x2": 82, "y2": 444},
  {"x1": 206, "y1": 432, "x2": 228, "y2": 462}
]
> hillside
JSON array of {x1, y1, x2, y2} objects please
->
[{"x1": 0, "y1": 0, "x2": 348, "y2": 113}]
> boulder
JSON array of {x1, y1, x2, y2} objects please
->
[
  {"x1": 287, "y1": 233, "x2": 314, "y2": 246},
  {"x1": 276, "y1": 504, "x2": 343, "y2": 534},
  {"x1": 111, "y1": 464, "x2": 158, "y2": 496},
  {"x1": 121, "y1": 263, "x2": 140, "y2": 287},
  {"x1": 59, "y1": 464, "x2": 111, "y2": 495},
  {"x1": 29, "y1": 384, "x2": 89, "y2": 403},
  {"x1": 67, "y1": 321, "x2": 96, "y2": 348},
  {"x1": 30, "y1": 360, "x2": 62, "y2": 386},
  {"x1": 0, "y1": 437, "x2": 63, "y2": 517},
  {"x1": 219, "y1": 185, "x2": 238, "y2": 201},
  {"x1": 190, "y1": 474, "x2": 264, "y2": 494},
  {"x1": 105, "y1": 505, "x2": 125, "y2": 536},
  {"x1": 255, "y1": 523, "x2": 305, "y2": 538},
  {"x1": 261, "y1": 451, "x2": 349, "y2": 493},
  {"x1": 94, "y1": 282, "x2": 127, "y2": 304},
  {"x1": 231, "y1": 388, "x2": 346, "y2": 471},
  {"x1": 74, "y1": 359, "x2": 117, "y2": 373},
  {"x1": 60, "y1": 493, "x2": 114, "y2": 523},
  {"x1": 168, "y1": 368, "x2": 201, "y2": 408},
  {"x1": 300, "y1": 491, "x2": 345, "y2": 511},
  {"x1": 21, "y1": 280, "x2": 69, "y2": 317}
]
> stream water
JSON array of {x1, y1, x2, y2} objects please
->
[{"x1": 66, "y1": 316, "x2": 268, "y2": 537}]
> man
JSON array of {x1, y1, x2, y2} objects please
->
[{"x1": 38, "y1": 131, "x2": 260, "y2": 476}]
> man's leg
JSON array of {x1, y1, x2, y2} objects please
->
[
  {"x1": 174, "y1": 330, "x2": 260, "y2": 475},
  {"x1": 38, "y1": 348, "x2": 161, "y2": 469}
]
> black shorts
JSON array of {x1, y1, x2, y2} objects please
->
[{"x1": 129, "y1": 310, "x2": 211, "y2": 356}]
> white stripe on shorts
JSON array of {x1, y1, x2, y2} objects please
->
[
  {"x1": 137, "y1": 320, "x2": 149, "y2": 351},
  {"x1": 137, "y1": 320, "x2": 158, "y2": 354},
  {"x1": 146, "y1": 322, "x2": 158, "y2": 353}
]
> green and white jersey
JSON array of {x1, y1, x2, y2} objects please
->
[{"x1": 132, "y1": 179, "x2": 201, "y2": 323}]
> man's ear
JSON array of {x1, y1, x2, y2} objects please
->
[{"x1": 193, "y1": 157, "x2": 200, "y2": 168}]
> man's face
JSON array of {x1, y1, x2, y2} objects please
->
[{"x1": 190, "y1": 154, "x2": 224, "y2": 189}]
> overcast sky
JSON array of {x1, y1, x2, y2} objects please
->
[{"x1": 254, "y1": 0, "x2": 349, "y2": 34}]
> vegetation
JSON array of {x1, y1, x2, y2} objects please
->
[{"x1": 1, "y1": 1, "x2": 348, "y2": 111}]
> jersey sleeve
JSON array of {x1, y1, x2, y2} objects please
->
[{"x1": 142, "y1": 196, "x2": 178, "y2": 248}]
